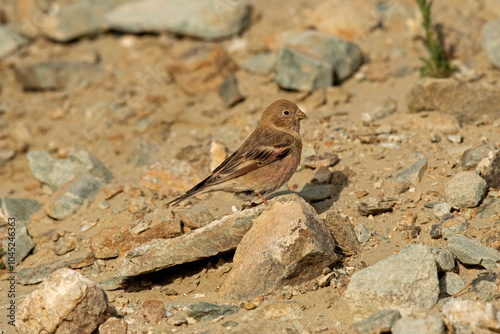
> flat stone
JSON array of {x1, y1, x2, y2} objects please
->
[
  {"x1": 433, "y1": 202, "x2": 452, "y2": 220},
  {"x1": 243, "y1": 52, "x2": 275, "y2": 74},
  {"x1": 117, "y1": 205, "x2": 264, "y2": 277},
  {"x1": 14, "y1": 62, "x2": 104, "y2": 91},
  {"x1": 322, "y1": 211, "x2": 360, "y2": 255},
  {"x1": 392, "y1": 310, "x2": 445, "y2": 334},
  {"x1": 392, "y1": 158, "x2": 427, "y2": 186},
  {"x1": 444, "y1": 172, "x2": 487, "y2": 209},
  {"x1": 461, "y1": 144, "x2": 497, "y2": 171},
  {"x1": 447, "y1": 234, "x2": 500, "y2": 269},
  {"x1": 16, "y1": 268, "x2": 109, "y2": 334},
  {"x1": 241, "y1": 300, "x2": 303, "y2": 322},
  {"x1": 354, "y1": 224, "x2": 372, "y2": 243},
  {"x1": 187, "y1": 301, "x2": 239, "y2": 322},
  {"x1": 351, "y1": 309, "x2": 402, "y2": 334},
  {"x1": 275, "y1": 30, "x2": 363, "y2": 91},
  {"x1": 106, "y1": 0, "x2": 252, "y2": 40},
  {"x1": 299, "y1": 184, "x2": 336, "y2": 202},
  {"x1": 477, "y1": 198, "x2": 500, "y2": 219},
  {"x1": 1, "y1": 221, "x2": 34, "y2": 266},
  {"x1": 442, "y1": 217, "x2": 469, "y2": 239},
  {"x1": 472, "y1": 275, "x2": 497, "y2": 302},
  {"x1": 481, "y1": 18, "x2": 500, "y2": 68},
  {"x1": 219, "y1": 194, "x2": 337, "y2": 301},
  {"x1": 429, "y1": 247, "x2": 456, "y2": 273},
  {"x1": 0, "y1": 197, "x2": 41, "y2": 224},
  {"x1": 0, "y1": 26, "x2": 27, "y2": 59},
  {"x1": 358, "y1": 197, "x2": 397, "y2": 216},
  {"x1": 346, "y1": 244, "x2": 439, "y2": 320},
  {"x1": 439, "y1": 272, "x2": 466, "y2": 295},
  {"x1": 218, "y1": 73, "x2": 244, "y2": 107},
  {"x1": 442, "y1": 299, "x2": 500, "y2": 331},
  {"x1": 406, "y1": 78, "x2": 500, "y2": 123}
]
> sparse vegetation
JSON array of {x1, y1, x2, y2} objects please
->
[{"x1": 416, "y1": 0, "x2": 457, "y2": 78}]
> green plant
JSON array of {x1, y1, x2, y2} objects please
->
[{"x1": 416, "y1": 0, "x2": 457, "y2": 78}]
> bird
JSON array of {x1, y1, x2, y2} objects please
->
[{"x1": 166, "y1": 99, "x2": 306, "y2": 207}]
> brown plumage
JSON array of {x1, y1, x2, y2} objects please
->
[{"x1": 166, "y1": 99, "x2": 306, "y2": 207}]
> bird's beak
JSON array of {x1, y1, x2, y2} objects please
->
[{"x1": 297, "y1": 110, "x2": 307, "y2": 121}]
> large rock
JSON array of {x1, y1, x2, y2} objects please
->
[
  {"x1": 117, "y1": 205, "x2": 265, "y2": 276},
  {"x1": 406, "y1": 78, "x2": 500, "y2": 123},
  {"x1": 446, "y1": 234, "x2": 500, "y2": 269},
  {"x1": 0, "y1": 26, "x2": 27, "y2": 59},
  {"x1": 346, "y1": 244, "x2": 439, "y2": 320},
  {"x1": 275, "y1": 30, "x2": 363, "y2": 91},
  {"x1": 16, "y1": 268, "x2": 109, "y2": 334},
  {"x1": 219, "y1": 194, "x2": 337, "y2": 301},
  {"x1": 481, "y1": 19, "x2": 500, "y2": 68},
  {"x1": 443, "y1": 172, "x2": 487, "y2": 209},
  {"x1": 106, "y1": 0, "x2": 252, "y2": 40}
]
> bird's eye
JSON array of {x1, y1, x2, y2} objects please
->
[{"x1": 283, "y1": 110, "x2": 290, "y2": 116}]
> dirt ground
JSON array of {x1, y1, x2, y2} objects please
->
[{"x1": 1, "y1": 0, "x2": 500, "y2": 333}]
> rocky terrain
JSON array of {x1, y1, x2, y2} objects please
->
[{"x1": 1, "y1": 0, "x2": 500, "y2": 333}]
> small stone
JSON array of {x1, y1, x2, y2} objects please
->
[
  {"x1": 89, "y1": 225, "x2": 134, "y2": 259},
  {"x1": 0, "y1": 197, "x2": 41, "y2": 224},
  {"x1": 243, "y1": 53, "x2": 275, "y2": 74},
  {"x1": 477, "y1": 198, "x2": 500, "y2": 219},
  {"x1": 461, "y1": 144, "x2": 497, "y2": 171},
  {"x1": 175, "y1": 206, "x2": 214, "y2": 229},
  {"x1": 361, "y1": 97, "x2": 398, "y2": 123},
  {"x1": 312, "y1": 167, "x2": 332, "y2": 184},
  {"x1": 481, "y1": 18, "x2": 500, "y2": 68},
  {"x1": 352, "y1": 309, "x2": 402, "y2": 334},
  {"x1": 439, "y1": 272, "x2": 466, "y2": 295},
  {"x1": 442, "y1": 217, "x2": 469, "y2": 239},
  {"x1": 187, "y1": 302, "x2": 239, "y2": 321},
  {"x1": 241, "y1": 300, "x2": 303, "y2": 322},
  {"x1": 429, "y1": 247, "x2": 456, "y2": 273},
  {"x1": 160, "y1": 286, "x2": 178, "y2": 296},
  {"x1": 447, "y1": 234, "x2": 500, "y2": 269},
  {"x1": 16, "y1": 268, "x2": 108, "y2": 334},
  {"x1": 433, "y1": 202, "x2": 452, "y2": 219},
  {"x1": 299, "y1": 184, "x2": 336, "y2": 202},
  {"x1": 392, "y1": 158, "x2": 427, "y2": 186},
  {"x1": 302, "y1": 153, "x2": 340, "y2": 169},
  {"x1": 98, "y1": 200, "x2": 110, "y2": 210},
  {"x1": 430, "y1": 223, "x2": 443, "y2": 239},
  {"x1": 168, "y1": 314, "x2": 188, "y2": 326},
  {"x1": 392, "y1": 310, "x2": 445, "y2": 334},
  {"x1": 218, "y1": 73, "x2": 244, "y2": 107},
  {"x1": 444, "y1": 172, "x2": 487, "y2": 209},
  {"x1": 0, "y1": 26, "x2": 27, "y2": 59},
  {"x1": 358, "y1": 197, "x2": 397, "y2": 216},
  {"x1": 472, "y1": 276, "x2": 497, "y2": 302},
  {"x1": 318, "y1": 272, "x2": 335, "y2": 288},
  {"x1": 1, "y1": 221, "x2": 34, "y2": 266},
  {"x1": 322, "y1": 211, "x2": 360, "y2": 254},
  {"x1": 395, "y1": 213, "x2": 417, "y2": 232},
  {"x1": 142, "y1": 300, "x2": 165, "y2": 324},
  {"x1": 442, "y1": 299, "x2": 500, "y2": 331},
  {"x1": 447, "y1": 133, "x2": 464, "y2": 144},
  {"x1": 99, "y1": 317, "x2": 128, "y2": 334},
  {"x1": 221, "y1": 320, "x2": 239, "y2": 327},
  {"x1": 354, "y1": 224, "x2": 371, "y2": 243},
  {"x1": 53, "y1": 233, "x2": 79, "y2": 256}
]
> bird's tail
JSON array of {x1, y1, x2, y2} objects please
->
[{"x1": 165, "y1": 191, "x2": 196, "y2": 207}]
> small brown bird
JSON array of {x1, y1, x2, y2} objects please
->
[{"x1": 166, "y1": 99, "x2": 306, "y2": 207}]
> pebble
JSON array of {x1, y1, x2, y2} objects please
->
[
  {"x1": 447, "y1": 133, "x2": 464, "y2": 144},
  {"x1": 444, "y1": 172, "x2": 487, "y2": 209},
  {"x1": 98, "y1": 200, "x2": 110, "y2": 210},
  {"x1": 168, "y1": 314, "x2": 188, "y2": 326},
  {"x1": 302, "y1": 153, "x2": 339, "y2": 169},
  {"x1": 392, "y1": 158, "x2": 427, "y2": 186},
  {"x1": 447, "y1": 234, "x2": 500, "y2": 269},
  {"x1": 442, "y1": 217, "x2": 469, "y2": 239},
  {"x1": 433, "y1": 202, "x2": 452, "y2": 219},
  {"x1": 354, "y1": 224, "x2": 372, "y2": 243},
  {"x1": 439, "y1": 272, "x2": 466, "y2": 295},
  {"x1": 358, "y1": 197, "x2": 397, "y2": 216}
]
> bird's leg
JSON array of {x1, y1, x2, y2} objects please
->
[{"x1": 257, "y1": 192, "x2": 269, "y2": 206}]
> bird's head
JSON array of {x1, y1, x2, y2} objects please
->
[{"x1": 260, "y1": 99, "x2": 307, "y2": 133}]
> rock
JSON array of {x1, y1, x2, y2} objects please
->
[
  {"x1": 16, "y1": 268, "x2": 109, "y2": 334},
  {"x1": 312, "y1": 167, "x2": 332, "y2": 184},
  {"x1": 362, "y1": 97, "x2": 398, "y2": 123},
  {"x1": 243, "y1": 53, "x2": 275, "y2": 74},
  {"x1": 302, "y1": 153, "x2": 339, "y2": 169},
  {"x1": 54, "y1": 233, "x2": 79, "y2": 256},
  {"x1": 14, "y1": 62, "x2": 104, "y2": 91},
  {"x1": 346, "y1": 244, "x2": 439, "y2": 320},
  {"x1": 0, "y1": 26, "x2": 27, "y2": 59},
  {"x1": 218, "y1": 73, "x2": 244, "y2": 107},
  {"x1": 45, "y1": 173, "x2": 103, "y2": 220},
  {"x1": 392, "y1": 310, "x2": 445, "y2": 334},
  {"x1": 167, "y1": 314, "x2": 188, "y2": 326},
  {"x1": 447, "y1": 133, "x2": 463, "y2": 144},
  {"x1": 477, "y1": 198, "x2": 500, "y2": 219},
  {"x1": 443, "y1": 172, "x2": 487, "y2": 209},
  {"x1": 461, "y1": 144, "x2": 497, "y2": 171},
  {"x1": 98, "y1": 317, "x2": 128, "y2": 334},
  {"x1": 481, "y1": 228, "x2": 500, "y2": 251},
  {"x1": 322, "y1": 211, "x2": 360, "y2": 255},
  {"x1": 478, "y1": 149, "x2": 500, "y2": 189},
  {"x1": 481, "y1": 19, "x2": 500, "y2": 68},
  {"x1": 166, "y1": 44, "x2": 237, "y2": 95},
  {"x1": 127, "y1": 137, "x2": 159, "y2": 167},
  {"x1": 106, "y1": 0, "x2": 252, "y2": 40},
  {"x1": 442, "y1": 217, "x2": 469, "y2": 239},
  {"x1": 0, "y1": 197, "x2": 41, "y2": 224},
  {"x1": 429, "y1": 247, "x2": 456, "y2": 273},
  {"x1": 275, "y1": 30, "x2": 363, "y2": 91},
  {"x1": 472, "y1": 275, "x2": 497, "y2": 302},
  {"x1": 392, "y1": 158, "x2": 427, "y2": 186},
  {"x1": 447, "y1": 234, "x2": 500, "y2": 269},
  {"x1": 358, "y1": 197, "x2": 397, "y2": 216},
  {"x1": 187, "y1": 301, "x2": 239, "y2": 322},
  {"x1": 433, "y1": 202, "x2": 452, "y2": 220},
  {"x1": 354, "y1": 224, "x2": 371, "y2": 243},
  {"x1": 41, "y1": 0, "x2": 129, "y2": 42},
  {"x1": 1, "y1": 221, "x2": 34, "y2": 266},
  {"x1": 175, "y1": 206, "x2": 213, "y2": 229},
  {"x1": 351, "y1": 309, "x2": 402, "y2": 334},
  {"x1": 117, "y1": 205, "x2": 264, "y2": 276},
  {"x1": 406, "y1": 78, "x2": 500, "y2": 123},
  {"x1": 27, "y1": 149, "x2": 113, "y2": 191},
  {"x1": 299, "y1": 184, "x2": 336, "y2": 202},
  {"x1": 442, "y1": 299, "x2": 500, "y2": 331},
  {"x1": 219, "y1": 194, "x2": 337, "y2": 301},
  {"x1": 142, "y1": 300, "x2": 165, "y2": 324},
  {"x1": 241, "y1": 300, "x2": 303, "y2": 322},
  {"x1": 439, "y1": 272, "x2": 466, "y2": 295}
]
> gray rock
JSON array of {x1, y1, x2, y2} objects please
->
[
  {"x1": 442, "y1": 299, "x2": 500, "y2": 331},
  {"x1": 392, "y1": 158, "x2": 427, "y2": 186},
  {"x1": 106, "y1": 0, "x2": 252, "y2": 40},
  {"x1": 354, "y1": 224, "x2": 372, "y2": 243},
  {"x1": 444, "y1": 172, "x2": 487, "y2": 209},
  {"x1": 351, "y1": 309, "x2": 402, "y2": 334},
  {"x1": 392, "y1": 310, "x2": 445, "y2": 334},
  {"x1": 477, "y1": 198, "x2": 500, "y2": 218},
  {"x1": 406, "y1": 78, "x2": 500, "y2": 123},
  {"x1": 473, "y1": 277, "x2": 496, "y2": 302},
  {"x1": 218, "y1": 73, "x2": 244, "y2": 107},
  {"x1": 187, "y1": 302, "x2": 239, "y2": 322},
  {"x1": 41, "y1": 0, "x2": 130, "y2": 42},
  {"x1": 447, "y1": 234, "x2": 500, "y2": 269},
  {"x1": 358, "y1": 197, "x2": 397, "y2": 216},
  {"x1": 219, "y1": 194, "x2": 337, "y2": 301},
  {"x1": 243, "y1": 53, "x2": 275, "y2": 74},
  {"x1": 299, "y1": 184, "x2": 336, "y2": 202},
  {"x1": 346, "y1": 244, "x2": 439, "y2": 320},
  {"x1": 117, "y1": 204, "x2": 264, "y2": 277},
  {"x1": 16, "y1": 268, "x2": 109, "y2": 334},
  {"x1": 481, "y1": 18, "x2": 500, "y2": 68},
  {"x1": 433, "y1": 202, "x2": 452, "y2": 220},
  {"x1": 14, "y1": 62, "x2": 104, "y2": 91},
  {"x1": 175, "y1": 206, "x2": 214, "y2": 229},
  {"x1": 0, "y1": 26, "x2": 27, "y2": 59},
  {"x1": 1, "y1": 222, "x2": 34, "y2": 266},
  {"x1": 442, "y1": 217, "x2": 469, "y2": 239},
  {"x1": 439, "y1": 272, "x2": 466, "y2": 295},
  {"x1": 429, "y1": 247, "x2": 456, "y2": 273},
  {"x1": 275, "y1": 30, "x2": 363, "y2": 91},
  {"x1": 27, "y1": 149, "x2": 113, "y2": 191},
  {"x1": 461, "y1": 144, "x2": 497, "y2": 171},
  {"x1": 0, "y1": 198, "x2": 41, "y2": 223}
]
